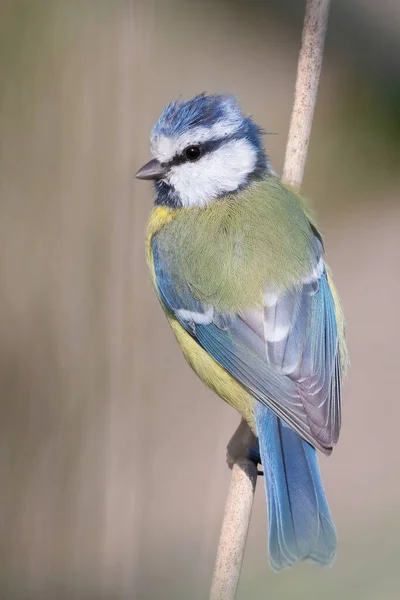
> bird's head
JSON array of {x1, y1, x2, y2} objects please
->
[{"x1": 135, "y1": 93, "x2": 272, "y2": 207}]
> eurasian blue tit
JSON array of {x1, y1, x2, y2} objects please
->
[{"x1": 136, "y1": 94, "x2": 348, "y2": 571}]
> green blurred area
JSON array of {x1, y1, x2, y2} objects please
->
[{"x1": 0, "y1": 1, "x2": 400, "y2": 599}]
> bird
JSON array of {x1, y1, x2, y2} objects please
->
[{"x1": 135, "y1": 93, "x2": 348, "y2": 571}]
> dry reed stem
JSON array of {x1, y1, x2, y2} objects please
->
[{"x1": 209, "y1": 1, "x2": 331, "y2": 598}]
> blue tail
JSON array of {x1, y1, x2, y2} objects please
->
[{"x1": 255, "y1": 403, "x2": 337, "y2": 571}]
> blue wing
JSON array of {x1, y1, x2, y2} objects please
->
[{"x1": 153, "y1": 235, "x2": 341, "y2": 454}]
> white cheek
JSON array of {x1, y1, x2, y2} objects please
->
[{"x1": 168, "y1": 139, "x2": 257, "y2": 207}]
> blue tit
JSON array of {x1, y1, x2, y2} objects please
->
[{"x1": 136, "y1": 93, "x2": 348, "y2": 571}]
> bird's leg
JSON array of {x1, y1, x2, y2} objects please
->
[{"x1": 226, "y1": 418, "x2": 262, "y2": 474}]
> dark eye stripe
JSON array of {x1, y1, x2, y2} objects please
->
[{"x1": 167, "y1": 133, "x2": 241, "y2": 168}]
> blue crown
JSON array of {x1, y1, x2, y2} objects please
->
[
  {"x1": 152, "y1": 93, "x2": 267, "y2": 164},
  {"x1": 151, "y1": 93, "x2": 242, "y2": 138}
]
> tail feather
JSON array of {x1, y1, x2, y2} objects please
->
[{"x1": 255, "y1": 403, "x2": 337, "y2": 571}]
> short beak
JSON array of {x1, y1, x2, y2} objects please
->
[{"x1": 135, "y1": 158, "x2": 168, "y2": 181}]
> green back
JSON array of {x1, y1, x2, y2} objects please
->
[{"x1": 156, "y1": 177, "x2": 316, "y2": 312}]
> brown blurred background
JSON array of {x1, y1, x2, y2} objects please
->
[{"x1": 0, "y1": 1, "x2": 400, "y2": 598}]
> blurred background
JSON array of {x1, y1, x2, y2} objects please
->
[{"x1": 0, "y1": 0, "x2": 399, "y2": 598}]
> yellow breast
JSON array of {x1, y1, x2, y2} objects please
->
[
  {"x1": 145, "y1": 206, "x2": 178, "y2": 282},
  {"x1": 146, "y1": 206, "x2": 257, "y2": 431}
]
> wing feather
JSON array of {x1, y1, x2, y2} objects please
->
[{"x1": 153, "y1": 234, "x2": 341, "y2": 454}]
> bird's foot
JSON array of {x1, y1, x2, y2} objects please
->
[{"x1": 226, "y1": 419, "x2": 263, "y2": 475}]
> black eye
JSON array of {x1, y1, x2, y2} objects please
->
[{"x1": 184, "y1": 145, "x2": 202, "y2": 162}]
